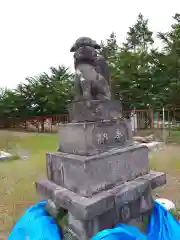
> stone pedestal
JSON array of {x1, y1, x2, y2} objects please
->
[
  {"x1": 46, "y1": 145, "x2": 149, "y2": 197},
  {"x1": 68, "y1": 100, "x2": 122, "y2": 122},
  {"x1": 58, "y1": 119, "x2": 132, "y2": 156},
  {"x1": 36, "y1": 100, "x2": 166, "y2": 240},
  {"x1": 36, "y1": 171, "x2": 165, "y2": 239}
]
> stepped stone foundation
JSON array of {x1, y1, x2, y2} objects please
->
[{"x1": 36, "y1": 100, "x2": 166, "y2": 240}]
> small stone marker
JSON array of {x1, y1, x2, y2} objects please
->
[{"x1": 0, "y1": 151, "x2": 12, "y2": 161}]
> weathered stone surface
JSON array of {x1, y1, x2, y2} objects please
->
[
  {"x1": 46, "y1": 199, "x2": 59, "y2": 218},
  {"x1": 46, "y1": 145, "x2": 149, "y2": 196},
  {"x1": 117, "y1": 185, "x2": 153, "y2": 222},
  {"x1": 71, "y1": 37, "x2": 111, "y2": 101},
  {"x1": 68, "y1": 100, "x2": 122, "y2": 123},
  {"x1": 70, "y1": 37, "x2": 101, "y2": 52},
  {"x1": 67, "y1": 209, "x2": 152, "y2": 240},
  {"x1": 109, "y1": 178, "x2": 151, "y2": 208},
  {"x1": 58, "y1": 118, "x2": 132, "y2": 156},
  {"x1": 68, "y1": 213, "x2": 90, "y2": 240},
  {"x1": 36, "y1": 170, "x2": 166, "y2": 221},
  {"x1": 128, "y1": 210, "x2": 152, "y2": 229},
  {"x1": 36, "y1": 179, "x2": 115, "y2": 220},
  {"x1": 107, "y1": 177, "x2": 153, "y2": 223},
  {"x1": 36, "y1": 173, "x2": 160, "y2": 240},
  {"x1": 68, "y1": 208, "x2": 118, "y2": 240},
  {"x1": 139, "y1": 170, "x2": 166, "y2": 189}
]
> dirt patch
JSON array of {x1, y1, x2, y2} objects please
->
[
  {"x1": 154, "y1": 174, "x2": 180, "y2": 204},
  {"x1": 0, "y1": 234, "x2": 7, "y2": 240}
]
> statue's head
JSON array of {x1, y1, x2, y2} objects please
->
[
  {"x1": 70, "y1": 37, "x2": 100, "y2": 52},
  {"x1": 72, "y1": 38, "x2": 100, "y2": 68},
  {"x1": 74, "y1": 46, "x2": 97, "y2": 60},
  {"x1": 73, "y1": 46, "x2": 98, "y2": 68}
]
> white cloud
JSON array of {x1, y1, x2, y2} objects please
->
[{"x1": 0, "y1": 0, "x2": 178, "y2": 88}]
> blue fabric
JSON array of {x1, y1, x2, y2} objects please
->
[
  {"x1": 91, "y1": 224, "x2": 147, "y2": 240},
  {"x1": 91, "y1": 200, "x2": 180, "y2": 240},
  {"x1": 8, "y1": 200, "x2": 61, "y2": 240},
  {"x1": 147, "y1": 200, "x2": 180, "y2": 240}
]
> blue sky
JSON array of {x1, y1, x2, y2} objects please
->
[{"x1": 0, "y1": 0, "x2": 179, "y2": 88}]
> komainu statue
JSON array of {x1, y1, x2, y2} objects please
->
[{"x1": 70, "y1": 37, "x2": 111, "y2": 101}]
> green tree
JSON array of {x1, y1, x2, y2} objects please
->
[
  {"x1": 0, "y1": 88, "x2": 17, "y2": 117},
  {"x1": 112, "y1": 13, "x2": 155, "y2": 109},
  {"x1": 0, "y1": 88, "x2": 24, "y2": 127},
  {"x1": 123, "y1": 13, "x2": 154, "y2": 52},
  {"x1": 99, "y1": 32, "x2": 118, "y2": 61},
  {"x1": 18, "y1": 66, "x2": 73, "y2": 131},
  {"x1": 158, "y1": 13, "x2": 180, "y2": 114},
  {"x1": 47, "y1": 65, "x2": 73, "y2": 114}
]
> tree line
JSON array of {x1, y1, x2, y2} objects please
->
[{"x1": 1, "y1": 13, "x2": 180, "y2": 119}]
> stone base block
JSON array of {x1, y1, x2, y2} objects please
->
[
  {"x1": 36, "y1": 170, "x2": 166, "y2": 221},
  {"x1": 58, "y1": 119, "x2": 132, "y2": 156},
  {"x1": 68, "y1": 100, "x2": 122, "y2": 123},
  {"x1": 67, "y1": 208, "x2": 152, "y2": 240},
  {"x1": 67, "y1": 209, "x2": 118, "y2": 240},
  {"x1": 128, "y1": 211, "x2": 151, "y2": 231},
  {"x1": 46, "y1": 145, "x2": 149, "y2": 197},
  {"x1": 36, "y1": 171, "x2": 166, "y2": 240},
  {"x1": 65, "y1": 211, "x2": 151, "y2": 240}
]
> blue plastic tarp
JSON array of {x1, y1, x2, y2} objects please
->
[
  {"x1": 147, "y1": 200, "x2": 180, "y2": 240},
  {"x1": 8, "y1": 200, "x2": 180, "y2": 240},
  {"x1": 8, "y1": 200, "x2": 62, "y2": 240},
  {"x1": 91, "y1": 200, "x2": 180, "y2": 240},
  {"x1": 91, "y1": 224, "x2": 147, "y2": 240}
]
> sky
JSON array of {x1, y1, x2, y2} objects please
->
[{"x1": 0, "y1": 0, "x2": 179, "y2": 89}]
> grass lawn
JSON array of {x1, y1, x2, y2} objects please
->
[
  {"x1": 150, "y1": 145, "x2": 180, "y2": 203},
  {"x1": 0, "y1": 130, "x2": 180, "y2": 236},
  {"x1": 0, "y1": 132, "x2": 58, "y2": 234},
  {"x1": 167, "y1": 130, "x2": 180, "y2": 144}
]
